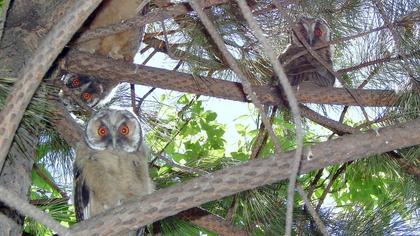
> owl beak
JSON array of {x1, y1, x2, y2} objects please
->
[
  {"x1": 112, "y1": 137, "x2": 117, "y2": 149},
  {"x1": 308, "y1": 33, "x2": 314, "y2": 46}
]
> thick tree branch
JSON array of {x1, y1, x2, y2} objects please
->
[
  {"x1": 69, "y1": 118, "x2": 420, "y2": 235},
  {"x1": 0, "y1": 0, "x2": 103, "y2": 171},
  {"x1": 63, "y1": 50, "x2": 397, "y2": 107}
]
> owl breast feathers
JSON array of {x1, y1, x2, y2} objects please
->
[
  {"x1": 278, "y1": 16, "x2": 335, "y2": 88},
  {"x1": 74, "y1": 109, "x2": 154, "y2": 234},
  {"x1": 76, "y1": 0, "x2": 143, "y2": 61}
]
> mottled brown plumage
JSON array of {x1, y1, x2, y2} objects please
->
[
  {"x1": 74, "y1": 109, "x2": 153, "y2": 235},
  {"x1": 77, "y1": 0, "x2": 142, "y2": 61},
  {"x1": 278, "y1": 16, "x2": 335, "y2": 88}
]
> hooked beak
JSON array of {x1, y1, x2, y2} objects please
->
[{"x1": 112, "y1": 137, "x2": 117, "y2": 149}]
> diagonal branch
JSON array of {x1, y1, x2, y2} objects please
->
[
  {"x1": 69, "y1": 118, "x2": 420, "y2": 235},
  {"x1": 0, "y1": 185, "x2": 70, "y2": 235},
  {"x1": 0, "y1": 0, "x2": 103, "y2": 172}
]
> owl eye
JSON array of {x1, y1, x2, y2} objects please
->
[
  {"x1": 82, "y1": 92, "x2": 92, "y2": 101},
  {"x1": 119, "y1": 125, "x2": 129, "y2": 136},
  {"x1": 97, "y1": 127, "x2": 108, "y2": 137},
  {"x1": 314, "y1": 28, "x2": 323, "y2": 37},
  {"x1": 71, "y1": 78, "x2": 80, "y2": 87}
]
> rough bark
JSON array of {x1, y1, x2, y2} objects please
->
[
  {"x1": 0, "y1": 0, "x2": 93, "y2": 234},
  {"x1": 0, "y1": 138, "x2": 34, "y2": 236},
  {"x1": 70, "y1": 118, "x2": 420, "y2": 235},
  {"x1": 0, "y1": 0, "x2": 103, "y2": 175},
  {"x1": 0, "y1": 0, "x2": 74, "y2": 234},
  {"x1": 63, "y1": 50, "x2": 398, "y2": 107}
]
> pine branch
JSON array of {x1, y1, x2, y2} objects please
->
[
  {"x1": 63, "y1": 50, "x2": 398, "y2": 107},
  {"x1": 315, "y1": 163, "x2": 349, "y2": 210},
  {"x1": 33, "y1": 164, "x2": 68, "y2": 199},
  {"x1": 69, "y1": 117, "x2": 420, "y2": 235},
  {"x1": 387, "y1": 151, "x2": 420, "y2": 178}
]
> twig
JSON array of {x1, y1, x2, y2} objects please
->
[
  {"x1": 249, "y1": 107, "x2": 277, "y2": 160},
  {"x1": 315, "y1": 163, "x2": 349, "y2": 210},
  {"x1": 0, "y1": 185, "x2": 70, "y2": 236},
  {"x1": 154, "y1": 152, "x2": 209, "y2": 176},
  {"x1": 338, "y1": 64, "x2": 382, "y2": 126},
  {"x1": 33, "y1": 164, "x2": 68, "y2": 199},
  {"x1": 0, "y1": 0, "x2": 103, "y2": 173},
  {"x1": 296, "y1": 185, "x2": 328, "y2": 236},
  {"x1": 372, "y1": 0, "x2": 419, "y2": 82},
  {"x1": 136, "y1": 87, "x2": 156, "y2": 114},
  {"x1": 306, "y1": 169, "x2": 324, "y2": 200}
]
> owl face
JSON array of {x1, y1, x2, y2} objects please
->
[
  {"x1": 64, "y1": 73, "x2": 105, "y2": 107},
  {"x1": 84, "y1": 109, "x2": 143, "y2": 153},
  {"x1": 291, "y1": 17, "x2": 330, "y2": 47}
]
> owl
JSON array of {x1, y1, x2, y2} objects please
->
[
  {"x1": 74, "y1": 109, "x2": 154, "y2": 235},
  {"x1": 76, "y1": 0, "x2": 142, "y2": 61},
  {"x1": 60, "y1": 73, "x2": 113, "y2": 109},
  {"x1": 278, "y1": 16, "x2": 335, "y2": 88}
]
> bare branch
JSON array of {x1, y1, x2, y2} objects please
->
[{"x1": 63, "y1": 50, "x2": 398, "y2": 107}]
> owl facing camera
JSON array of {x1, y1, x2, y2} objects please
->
[
  {"x1": 74, "y1": 109, "x2": 154, "y2": 235},
  {"x1": 60, "y1": 73, "x2": 114, "y2": 110},
  {"x1": 278, "y1": 16, "x2": 335, "y2": 88}
]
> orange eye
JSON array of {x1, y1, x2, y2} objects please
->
[
  {"x1": 97, "y1": 127, "x2": 108, "y2": 136},
  {"x1": 314, "y1": 28, "x2": 322, "y2": 37},
  {"x1": 71, "y1": 78, "x2": 80, "y2": 87},
  {"x1": 82, "y1": 92, "x2": 92, "y2": 101},
  {"x1": 119, "y1": 125, "x2": 129, "y2": 135}
]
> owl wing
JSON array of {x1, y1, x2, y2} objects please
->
[
  {"x1": 74, "y1": 163, "x2": 91, "y2": 222},
  {"x1": 278, "y1": 45, "x2": 313, "y2": 86},
  {"x1": 279, "y1": 45, "x2": 335, "y2": 87}
]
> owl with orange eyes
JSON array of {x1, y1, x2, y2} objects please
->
[
  {"x1": 74, "y1": 109, "x2": 154, "y2": 235},
  {"x1": 61, "y1": 73, "x2": 113, "y2": 109},
  {"x1": 278, "y1": 16, "x2": 335, "y2": 88}
]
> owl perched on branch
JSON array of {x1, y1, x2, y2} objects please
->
[
  {"x1": 278, "y1": 16, "x2": 335, "y2": 88},
  {"x1": 60, "y1": 73, "x2": 114, "y2": 110},
  {"x1": 76, "y1": 0, "x2": 142, "y2": 61},
  {"x1": 74, "y1": 109, "x2": 154, "y2": 235}
]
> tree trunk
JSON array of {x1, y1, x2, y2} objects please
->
[
  {"x1": 0, "y1": 141, "x2": 34, "y2": 235},
  {"x1": 0, "y1": 0, "x2": 70, "y2": 234}
]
